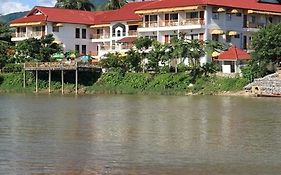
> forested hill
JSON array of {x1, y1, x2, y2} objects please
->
[{"x1": 0, "y1": 11, "x2": 28, "y2": 23}]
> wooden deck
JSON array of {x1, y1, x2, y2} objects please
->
[
  {"x1": 24, "y1": 61, "x2": 100, "y2": 71},
  {"x1": 23, "y1": 61, "x2": 101, "y2": 95}
]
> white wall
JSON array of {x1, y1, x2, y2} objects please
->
[{"x1": 46, "y1": 22, "x2": 96, "y2": 55}]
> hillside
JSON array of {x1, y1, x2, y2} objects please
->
[{"x1": 0, "y1": 11, "x2": 27, "y2": 23}]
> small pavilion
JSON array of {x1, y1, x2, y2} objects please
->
[{"x1": 215, "y1": 46, "x2": 251, "y2": 74}]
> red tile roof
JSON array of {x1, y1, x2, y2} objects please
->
[
  {"x1": 217, "y1": 46, "x2": 251, "y2": 61},
  {"x1": 11, "y1": 1, "x2": 154, "y2": 25},
  {"x1": 136, "y1": 0, "x2": 281, "y2": 13},
  {"x1": 117, "y1": 37, "x2": 137, "y2": 43}
]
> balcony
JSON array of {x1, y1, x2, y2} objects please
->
[
  {"x1": 91, "y1": 33, "x2": 110, "y2": 39},
  {"x1": 128, "y1": 30, "x2": 137, "y2": 36},
  {"x1": 180, "y1": 18, "x2": 205, "y2": 25},
  {"x1": 11, "y1": 31, "x2": 45, "y2": 41},
  {"x1": 143, "y1": 21, "x2": 158, "y2": 28},
  {"x1": 160, "y1": 20, "x2": 179, "y2": 27}
]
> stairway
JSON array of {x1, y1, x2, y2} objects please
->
[{"x1": 244, "y1": 71, "x2": 281, "y2": 96}]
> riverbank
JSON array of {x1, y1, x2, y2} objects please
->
[{"x1": 0, "y1": 72, "x2": 249, "y2": 96}]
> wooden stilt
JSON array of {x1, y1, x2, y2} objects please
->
[
  {"x1": 35, "y1": 62, "x2": 38, "y2": 93},
  {"x1": 23, "y1": 63, "x2": 26, "y2": 88},
  {"x1": 61, "y1": 65, "x2": 64, "y2": 95},
  {"x1": 48, "y1": 62, "x2": 51, "y2": 94},
  {"x1": 75, "y1": 62, "x2": 78, "y2": 95}
]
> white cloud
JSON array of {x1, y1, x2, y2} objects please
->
[
  {"x1": 0, "y1": 0, "x2": 56, "y2": 15},
  {"x1": 0, "y1": 1, "x2": 30, "y2": 15},
  {"x1": 37, "y1": 0, "x2": 56, "y2": 7}
]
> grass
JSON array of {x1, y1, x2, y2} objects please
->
[{"x1": 0, "y1": 72, "x2": 249, "y2": 95}]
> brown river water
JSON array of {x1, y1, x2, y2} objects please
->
[{"x1": 0, "y1": 94, "x2": 281, "y2": 175}]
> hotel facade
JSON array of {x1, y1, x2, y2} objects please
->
[{"x1": 10, "y1": 0, "x2": 281, "y2": 65}]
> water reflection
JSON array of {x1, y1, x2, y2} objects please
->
[{"x1": 0, "y1": 94, "x2": 281, "y2": 174}]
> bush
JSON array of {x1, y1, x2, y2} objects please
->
[{"x1": 2, "y1": 63, "x2": 23, "y2": 73}]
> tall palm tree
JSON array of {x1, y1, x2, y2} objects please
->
[
  {"x1": 55, "y1": 0, "x2": 95, "y2": 11},
  {"x1": 106, "y1": 0, "x2": 127, "y2": 10}
]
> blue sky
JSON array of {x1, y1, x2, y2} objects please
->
[{"x1": 0, "y1": 0, "x2": 56, "y2": 15}]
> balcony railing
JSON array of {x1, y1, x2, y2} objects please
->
[
  {"x1": 160, "y1": 20, "x2": 179, "y2": 27},
  {"x1": 91, "y1": 33, "x2": 110, "y2": 39},
  {"x1": 180, "y1": 18, "x2": 205, "y2": 25},
  {"x1": 13, "y1": 31, "x2": 45, "y2": 38},
  {"x1": 142, "y1": 18, "x2": 205, "y2": 28},
  {"x1": 245, "y1": 22, "x2": 266, "y2": 28},
  {"x1": 143, "y1": 21, "x2": 158, "y2": 28},
  {"x1": 128, "y1": 30, "x2": 137, "y2": 36}
]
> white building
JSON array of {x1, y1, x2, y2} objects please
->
[{"x1": 10, "y1": 0, "x2": 281, "y2": 62}]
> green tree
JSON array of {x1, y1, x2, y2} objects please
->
[
  {"x1": 14, "y1": 34, "x2": 61, "y2": 63},
  {"x1": 124, "y1": 49, "x2": 142, "y2": 72},
  {"x1": 105, "y1": 0, "x2": 127, "y2": 10},
  {"x1": 0, "y1": 22, "x2": 13, "y2": 68},
  {"x1": 55, "y1": 0, "x2": 95, "y2": 11},
  {"x1": 99, "y1": 52, "x2": 126, "y2": 72},
  {"x1": 134, "y1": 37, "x2": 153, "y2": 72},
  {"x1": 242, "y1": 23, "x2": 281, "y2": 80}
]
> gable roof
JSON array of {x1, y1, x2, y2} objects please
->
[
  {"x1": 218, "y1": 46, "x2": 251, "y2": 61},
  {"x1": 10, "y1": 1, "x2": 154, "y2": 26},
  {"x1": 136, "y1": 0, "x2": 281, "y2": 13}
]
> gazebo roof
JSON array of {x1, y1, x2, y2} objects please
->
[{"x1": 217, "y1": 46, "x2": 251, "y2": 61}]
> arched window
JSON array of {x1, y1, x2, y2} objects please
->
[{"x1": 117, "y1": 30, "x2": 121, "y2": 37}]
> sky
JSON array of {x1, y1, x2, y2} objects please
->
[{"x1": 0, "y1": 0, "x2": 56, "y2": 15}]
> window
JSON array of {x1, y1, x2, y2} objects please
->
[
  {"x1": 212, "y1": 34, "x2": 219, "y2": 41},
  {"x1": 226, "y1": 13, "x2": 232, "y2": 21},
  {"x1": 75, "y1": 28, "x2": 80, "y2": 38},
  {"x1": 75, "y1": 45, "x2": 80, "y2": 54},
  {"x1": 236, "y1": 13, "x2": 242, "y2": 17},
  {"x1": 234, "y1": 34, "x2": 240, "y2": 38},
  {"x1": 250, "y1": 16, "x2": 256, "y2": 23},
  {"x1": 82, "y1": 29, "x2": 86, "y2": 39},
  {"x1": 170, "y1": 13, "x2": 178, "y2": 21},
  {"x1": 150, "y1": 15, "x2": 158, "y2": 22},
  {"x1": 82, "y1": 45, "x2": 86, "y2": 55},
  {"x1": 226, "y1": 35, "x2": 231, "y2": 43},
  {"x1": 117, "y1": 30, "x2": 121, "y2": 37},
  {"x1": 191, "y1": 34, "x2": 198, "y2": 40},
  {"x1": 52, "y1": 26, "x2": 59, "y2": 32},
  {"x1": 212, "y1": 12, "x2": 219, "y2": 19},
  {"x1": 190, "y1": 12, "x2": 198, "y2": 19}
]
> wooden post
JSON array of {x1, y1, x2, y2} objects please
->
[
  {"x1": 23, "y1": 63, "x2": 26, "y2": 88},
  {"x1": 48, "y1": 62, "x2": 51, "y2": 94},
  {"x1": 35, "y1": 62, "x2": 38, "y2": 93},
  {"x1": 75, "y1": 61, "x2": 78, "y2": 95},
  {"x1": 61, "y1": 63, "x2": 64, "y2": 95}
]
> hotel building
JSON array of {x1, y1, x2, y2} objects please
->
[{"x1": 10, "y1": 0, "x2": 281, "y2": 65}]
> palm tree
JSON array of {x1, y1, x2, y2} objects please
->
[
  {"x1": 55, "y1": 0, "x2": 95, "y2": 11},
  {"x1": 105, "y1": 0, "x2": 127, "y2": 10}
]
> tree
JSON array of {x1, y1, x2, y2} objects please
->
[
  {"x1": 134, "y1": 37, "x2": 153, "y2": 72},
  {"x1": 124, "y1": 49, "x2": 142, "y2": 72},
  {"x1": 105, "y1": 0, "x2": 127, "y2": 10},
  {"x1": 242, "y1": 23, "x2": 281, "y2": 80},
  {"x1": 55, "y1": 0, "x2": 95, "y2": 11},
  {"x1": 14, "y1": 34, "x2": 61, "y2": 63},
  {"x1": 0, "y1": 22, "x2": 13, "y2": 68}
]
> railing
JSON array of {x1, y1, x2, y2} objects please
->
[
  {"x1": 245, "y1": 22, "x2": 266, "y2": 28},
  {"x1": 13, "y1": 31, "x2": 45, "y2": 38},
  {"x1": 143, "y1": 21, "x2": 158, "y2": 28},
  {"x1": 91, "y1": 33, "x2": 110, "y2": 39},
  {"x1": 25, "y1": 61, "x2": 99, "y2": 71},
  {"x1": 179, "y1": 18, "x2": 205, "y2": 25},
  {"x1": 128, "y1": 30, "x2": 137, "y2": 36},
  {"x1": 160, "y1": 20, "x2": 179, "y2": 27}
]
